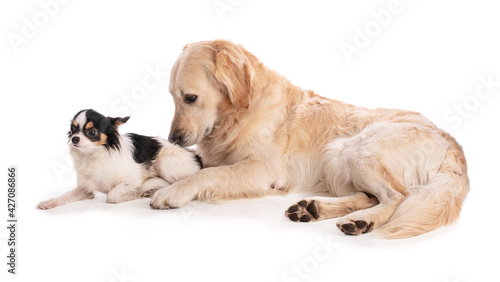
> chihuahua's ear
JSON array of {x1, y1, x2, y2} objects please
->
[{"x1": 109, "y1": 116, "x2": 130, "y2": 128}]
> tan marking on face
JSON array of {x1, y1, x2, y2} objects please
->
[
  {"x1": 85, "y1": 121, "x2": 94, "y2": 130},
  {"x1": 72, "y1": 120, "x2": 77, "y2": 127},
  {"x1": 93, "y1": 133, "x2": 108, "y2": 146}
]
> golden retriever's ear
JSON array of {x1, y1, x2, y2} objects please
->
[{"x1": 213, "y1": 43, "x2": 254, "y2": 109}]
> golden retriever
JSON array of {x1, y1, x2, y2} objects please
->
[{"x1": 150, "y1": 40, "x2": 469, "y2": 239}]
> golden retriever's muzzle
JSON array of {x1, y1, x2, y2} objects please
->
[{"x1": 168, "y1": 130, "x2": 184, "y2": 145}]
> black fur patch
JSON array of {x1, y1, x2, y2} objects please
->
[
  {"x1": 68, "y1": 109, "x2": 86, "y2": 139},
  {"x1": 127, "y1": 133, "x2": 162, "y2": 168},
  {"x1": 69, "y1": 123, "x2": 78, "y2": 138},
  {"x1": 85, "y1": 109, "x2": 121, "y2": 151},
  {"x1": 194, "y1": 154, "x2": 203, "y2": 169}
]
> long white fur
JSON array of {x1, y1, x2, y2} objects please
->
[{"x1": 37, "y1": 112, "x2": 200, "y2": 209}]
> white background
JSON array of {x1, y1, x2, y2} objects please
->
[{"x1": 1, "y1": 1, "x2": 499, "y2": 282}]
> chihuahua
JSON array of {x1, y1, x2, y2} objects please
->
[{"x1": 37, "y1": 109, "x2": 201, "y2": 209}]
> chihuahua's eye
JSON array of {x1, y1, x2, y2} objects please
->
[
  {"x1": 185, "y1": 95, "x2": 198, "y2": 104},
  {"x1": 88, "y1": 129, "x2": 97, "y2": 137},
  {"x1": 70, "y1": 125, "x2": 77, "y2": 134}
]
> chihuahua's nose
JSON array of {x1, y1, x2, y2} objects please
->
[
  {"x1": 168, "y1": 132, "x2": 183, "y2": 145},
  {"x1": 71, "y1": 136, "x2": 80, "y2": 144}
]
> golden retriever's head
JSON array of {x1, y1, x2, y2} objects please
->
[{"x1": 168, "y1": 40, "x2": 256, "y2": 147}]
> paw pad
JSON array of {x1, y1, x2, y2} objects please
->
[
  {"x1": 338, "y1": 220, "x2": 373, "y2": 235},
  {"x1": 285, "y1": 200, "x2": 320, "y2": 222}
]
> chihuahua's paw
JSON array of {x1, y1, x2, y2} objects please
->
[{"x1": 37, "y1": 199, "x2": 59, "y2": 210}]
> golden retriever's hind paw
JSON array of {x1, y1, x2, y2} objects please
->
[
  {"x1": 285, "y1": 200, "x2": 320, "y2": 222},
  {"x1": 336, "y1": 219, "x2": 373, "y2": 235}
]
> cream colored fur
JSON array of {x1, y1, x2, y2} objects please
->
[
  {"x1": 150, "y1": 40, "x2": 469, "y2": 238},
  {"x1": 37, "y1": 135, "x2": 200, "y2": 209}
]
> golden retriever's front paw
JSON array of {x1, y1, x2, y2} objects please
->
[
  {"x1": 36, "y1": 200, "x2": 59, "y2": 210},
  {"x1": 149, "y1": 186, "x2": 192, "y2": 209},
  {"x1": 140, "y1": 189, "x2": 158, "y2": 198}
]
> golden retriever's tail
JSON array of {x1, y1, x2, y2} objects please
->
[{"x1": 377, "y1": 145, "x2": 470, "y2": 239}]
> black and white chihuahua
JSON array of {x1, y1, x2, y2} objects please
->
[{"x1": 37, "y1": 109, "x2": 202, "y2": 209}]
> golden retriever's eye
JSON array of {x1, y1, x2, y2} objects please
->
[{"x1": 185, "y1": 95, "x2": 198, "y2": 104}]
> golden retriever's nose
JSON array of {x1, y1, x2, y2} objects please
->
[{"x1": 168, "y1": 131, "x2": 183, "y2": 145}]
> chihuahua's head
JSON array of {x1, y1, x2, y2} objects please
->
[{"x1": 68, "y1": 109, "x2": 129, "y2": 152}]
